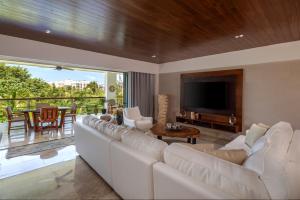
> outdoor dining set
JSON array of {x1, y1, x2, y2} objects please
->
[{"x1": 5, "y1": 103, "x2": 77, "y2": 134}]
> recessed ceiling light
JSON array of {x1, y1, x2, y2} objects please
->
[
  {"x1": 234, "y1": 34, "x2": 244, "y2": 39},
  {"x1": 45, "y1": 29, "x2": 51, "y2": 34},
  {"x1": 152, "y1": 55, "x2": 156, "y2": 58}
]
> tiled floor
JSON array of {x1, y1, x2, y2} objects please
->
[
  {"x1": 0, "y1": 155, "x2": 120, "y2": 199},
  {"x1": 0, "y1": 145, "x2": 77, "y2": 179}
]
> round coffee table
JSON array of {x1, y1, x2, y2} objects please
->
[{"x1": 151, "y1": 124, "x2": 200, "y2": 144}]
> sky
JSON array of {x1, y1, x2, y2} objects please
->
[{"x1": 16, "y1": 65, "x2": 106, "y2": 84}]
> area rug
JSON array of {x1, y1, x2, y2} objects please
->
[{"x1": 6, "y1": 137, "x2": 75, "y2": 159}]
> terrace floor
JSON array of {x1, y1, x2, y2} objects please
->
[{"x1": 0, "y1": 121, "x2": 75, "y2": 150}]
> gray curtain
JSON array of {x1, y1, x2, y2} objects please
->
[{"x1": 127, "y1": 72, "x2": 155, "y2": 117}]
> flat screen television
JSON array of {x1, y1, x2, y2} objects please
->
[{"x1": 181, "y1": 77, "x2": 235, "y2": 114}]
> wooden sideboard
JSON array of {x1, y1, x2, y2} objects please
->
[{"x1": 176, "y1": 114, "x2": 239, "y2": 133}]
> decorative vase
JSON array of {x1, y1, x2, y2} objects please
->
[
  {"x1": 191, "y1": 112, "x2": 195, "y2": 120},
  {"x1": 229, "y1": 114, "x2": 237, "y2": 126}
]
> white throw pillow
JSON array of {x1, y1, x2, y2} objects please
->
[
  {"x1": 245, "y1": 124, "x2": 268, "y2": 147},
  {"x1": 243, "y1": 121, "x2": 294, "y2": 199},
  {"x1": 250, "y1": 135, "x2": 267, "y2": 155},
  {"x1": 257, "y1": 123, "x2": 270, "y2": 130}
]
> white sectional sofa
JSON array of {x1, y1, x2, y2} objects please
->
[
  {"x1": 75, "y1": 117, "x2": 300, "y2": 199},
  {"x1": 74, "y1": 116, "x2": 167, "y2": 199},
  {"x1": 153, "y1": 121, "x2": 300, "y2": 199}
]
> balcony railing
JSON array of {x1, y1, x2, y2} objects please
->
[{"x1": 0, "y1": 96, "x2": 124, "y2": 122}]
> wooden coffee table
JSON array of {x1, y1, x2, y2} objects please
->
[{"x1": 151, "y1": 124, "x2": 200, "y2": 144}]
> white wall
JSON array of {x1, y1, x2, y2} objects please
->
[
  {"x1": 160, "y1": 40, "x2": 300, "y2": 73},
  {"x1": 0, "y1": 34, "x2": 159, "y2": 74}
]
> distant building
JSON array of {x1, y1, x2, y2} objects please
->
[{"x1": 48, "y1": 80, "x2": 104, "y2": 90}]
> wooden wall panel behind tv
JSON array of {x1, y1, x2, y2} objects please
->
[{"x1": 180, "y1": 69, "x2": 243, "y2": 133}]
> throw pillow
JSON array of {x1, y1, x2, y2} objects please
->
[
  {"x1": 207, "y1": 149, "x2": 248, "y2": 165},
  {"x1": 257, "y1": 123, "x2": 270, "y2": 130},
  {"x1": 182, "y1": 143, "x2": 216, "y2": 152},
  {"x1": 250, "y1": 135, "x2": 267, "y2": 155},
  {"x1": 182, "y1": 143, "x2": 247, "y2": 165},
  {"x1": 245, "y1": 124, "x2": 268, "y2": 147}
]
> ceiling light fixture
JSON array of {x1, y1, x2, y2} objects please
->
[
  {"x1": 45, "y1": 29, "x2": 51, "y2": 34},
  {"x1": 152, "y1": 55, "x2": 156, "y2": 58},
  {"x1": 235, "y1": 34, "x2": 244, "y2": 39}
]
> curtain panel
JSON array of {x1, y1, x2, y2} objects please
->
[{"x1": 126, "y1": 72, "x2": 155, "y2": 117}]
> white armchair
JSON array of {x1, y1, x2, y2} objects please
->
[{"x1": 123, "y1": 106, "x2": 153, "y2": 131}]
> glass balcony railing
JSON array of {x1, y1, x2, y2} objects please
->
[{"x1": 0, "y1": 96, "x2": 124, "y2": 122}]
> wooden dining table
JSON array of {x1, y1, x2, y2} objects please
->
[{"x1": 22, "y1": 107, "x2": 71, "y2": 131}]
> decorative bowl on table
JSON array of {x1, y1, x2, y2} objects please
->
[{"x1": 165, "y1": 123, "x2": 183, "y2": 131}]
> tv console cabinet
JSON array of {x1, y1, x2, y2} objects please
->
[{"x1": 176, "y1": 114, "x2": 239, "y2": 133}]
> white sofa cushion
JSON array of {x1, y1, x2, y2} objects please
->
[
  {"x1": 95, "y1": 121, "x2": 109, "y2": 133},
  {"x1": 245, "y1": 124, "x2": 268, "y2": 147},
  {"x1": 103, "y1": 123, "x2": 129, "y2": 141},
  {"x1": 82, "y1": 115, "x2": 95, "y2": 125},
  {"x1": 163, "y1": 143, "x2": 269, "y2": 199},
  {"x1": 89, "y1": 118, "x2": 101, "y2": 128},
  {"x1": 153, "y1": 162, "x2": 237, "y2": 199},
  {"x1": 243, "y1": 121, "x2": 294, "y2": 199},
  {"x1": 121, "y1": 130, "x2": 168, "y2": 161},
  {"x1": 82, "y1": 115, "x2": 101, "y2": 128}
]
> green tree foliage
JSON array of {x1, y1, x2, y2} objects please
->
[{"x1": 0, "y1": 63, "x2": 112, "y2": 121}]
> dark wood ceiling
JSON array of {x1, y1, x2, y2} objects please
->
[{"x1": 0, "y1": 0, "x2": 300, "y2": 64}]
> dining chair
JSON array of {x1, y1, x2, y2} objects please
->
[
  {"x1": 6, "y1": 106, "x2": 28, "y2": 135},
  {"x1": 63, "y1": 103, "x2": 77, "y2": 126},
  {"x1": 37, "y1": 106, "x2": 59, "y2": 134}
]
